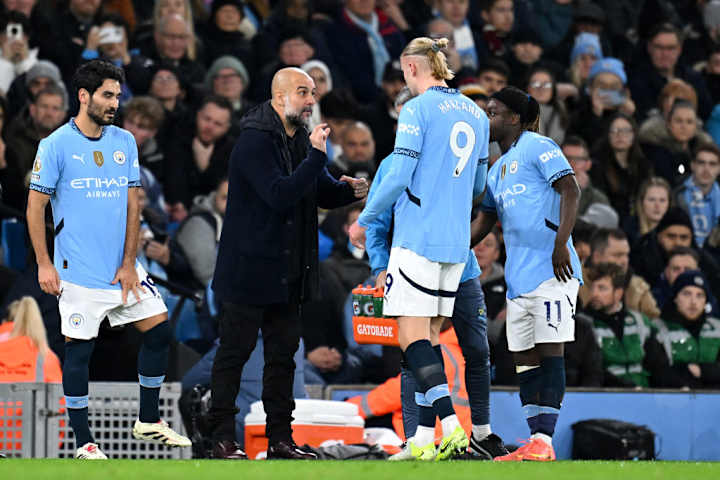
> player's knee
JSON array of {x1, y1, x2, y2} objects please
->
[{"x1": 143, "y1": 321, "x2": 172, "y2": 351}]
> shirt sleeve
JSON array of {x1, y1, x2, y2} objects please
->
[
  {"x1": 28, "y1": 138, "x2": 60, "y2": 195},
  {"x1": 364, "y1": 159, "x2": 393, "y2": 275},
  {"x1": 480, "y1": 179, "x2": 496, "y2": 212},
  {"x1": 127, "y1": 132, "x2": 141, "y2": 187},
  {"x1": 530, "y1": 136, "x2": 574, "y2": 185}
]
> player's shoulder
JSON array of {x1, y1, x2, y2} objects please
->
[
  {"x1": 41, "y1": 121, "x2": 73, "y2": 146},
  {"x1": 520, "y1": 132, "x2": 563, "y2": 160},
  {"x1": 104, "y1": 124, "x2": 135, "y2": 144}
]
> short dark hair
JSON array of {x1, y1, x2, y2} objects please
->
[
  {"x1": 589, "y1": 228, "x2": 628, "y2": 255},
  {"x1": 96, "y1": 13, "x2": 130, "y2": 38},
  {"x1": 0, "y1": 10, "x2": 32, "y2": 37},
  {"x1": 124, "y1": 96, "x2": 165, "y2": 130},
  {"x1": 562, "y1": 135, "x2": 589, "y2": 153},
  {"x1": 477, "y1": 58, "x2": 510, "y2": 80},
  {"x1": 34, "y1": 84, "x2": 67, "y2": 110},
  {"x1": 480, "y1": 0, "x2": 504, "y2": 11},
  {"x1": 588, "y1": 262, "x2": 627, "y2": 289},
  {"x1": 72, "y1": 59, "x2": 125, "y2": 98},
  {"x1": 198, "y1": 94, "x2": 233, "y2": 115},
  {"x1": 649, "y1": 22, "x2": 683, "y2": 44},
  {"x1": 668, "y1": 246, "x2": 700, "y2": 264},
  {"x1": 573, "y1": 219, "x2": 596, "y2": 246},
  {"x1": 694, "y1": 142, "x2": 720, "y2": 162}
]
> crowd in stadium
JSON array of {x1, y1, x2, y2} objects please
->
[{"x1": 1, "y1": 0, "x2": 720, "y2": 438}]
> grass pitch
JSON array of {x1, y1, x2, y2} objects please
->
[{"x1": 2, "y1": 459, "x2": 718, "y2": 480}]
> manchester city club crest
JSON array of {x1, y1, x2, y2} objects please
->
[
  {"x1": 510, "y1": 160, "x2": 518, "y2": 174},
  {"x1": 69, "y1": 313, "x2": 84, "y2": 329},
  {"x1": 113, "y1": 150, "x2": 126, "y2": 165},
  {"x1": 93, "y1": 151, "x2": 104, "y2": 167}
]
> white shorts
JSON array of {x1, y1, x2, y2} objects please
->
[
  {"x1": 59, "y1": 264, "x2": 168, "y2": 340},
  {"x1": 383, "y1": 247, "x2": 465, "y2": 318},
  {"x1": 506, "y1": 277, "x2": 579, "y2": 352}
]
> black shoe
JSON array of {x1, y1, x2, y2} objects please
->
[
  {"x1": 468, "y1": 433, "x2": 509, "y2": 459},
  {"x1": 267, "y1": 440, "x2": 318, "y2": 460},
  {"x1": 212, "y1": 440, "x2": 248, "y2": 459}
]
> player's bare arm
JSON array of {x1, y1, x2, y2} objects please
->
[
  {"x1": 27, "y1": 189, "x2": 60, "y2": 295},
  {"x1": 470, "y1": 209, "x2": 498, "y2": 248},
  {"x1": 111, "y1": 185, "x2": 145, "y2": 304},
  {"x1": 551, "y1": 174, "x2": 581, "y2": 283}
]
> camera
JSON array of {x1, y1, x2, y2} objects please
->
[{"x1": 6, "y1": 23, "x2": 23, "y2": 42}]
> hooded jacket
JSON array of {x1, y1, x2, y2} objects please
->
[{"x1": 212, "y1": 101, "x2": 356, "y2": 305}]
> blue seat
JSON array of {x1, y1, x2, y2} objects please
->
[{"x1": 1, "y1": 218, "x2": 27, "y2": 271}]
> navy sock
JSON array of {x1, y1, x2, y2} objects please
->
[
  {"x1": 537, "y1": 357, "x2": 565, "y2": 437},
  {"x1": 400, "y1": 364, "x2": 419, "y2": 438},
  {"x1": 433, "y1": 344, "x2": 444, "y2": 370},
  {"x1": 64, "y1": 340, "x2": 95, "y2": 446},
  {"x1": 138, "y1": 322, "x2": 171, "y2": 423},
  {"x1": 517, "y1": 365, "x2": 543, "y2": 435},
  {"x1": 405, "y1": 339, "x2": 455, "y2": 421}
]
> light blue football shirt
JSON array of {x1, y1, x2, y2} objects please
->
[
  {"x1": 365, "y1": 154, "x2": 481, "y2": 282},
  {"x1": 358, "y1": 86, "x2": 489, "y2": 264},
  {"x1": 480, "y1": 131, "x2": 583, "y2": 299},
  {"x1": 29, "y1": 119, "x2": 141, "y2": 290}
]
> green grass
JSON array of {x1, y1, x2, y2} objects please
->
[{"x1": 1, "y1": 459, "x2": 719, "y2": 480}]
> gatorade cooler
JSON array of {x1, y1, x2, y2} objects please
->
[
  {"x1": 244, "y1": 399, "x2": 365, "y2": 459},
  {"x1": 351, "y1": 285, "x2": 399, "y2": 346}
]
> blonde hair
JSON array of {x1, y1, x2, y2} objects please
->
[
  {"x1": 8, "y1": 297, "x2": 50, "y2": 357},
  {"x1": 401, "y1": 37, "x2": 455, "y2": 81},
  {"x1": 154, "y1": 0, "x2": 197, "y2": 60},
  {"x1": 636, "y1": 176, "x2": 672, "y2": 235}
]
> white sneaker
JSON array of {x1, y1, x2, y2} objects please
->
[
  {"x1": 132, "y1": 419, "x2": 192, "y2": 447},
  {"x1": 388, "y1": 439, "x2": 416, "y2": 461},
  {"x1": 75, "y1": 442, "x2": 108, "y2": 459}
]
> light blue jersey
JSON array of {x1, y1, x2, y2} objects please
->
[
  {"x1": 358, "y1": 86, "x2": 489, "y2": 264},
  {"x1": 480, "y1": 131, "x2": 582, "y2": 299},
  {"x1": 679, "y1": 176, "x2": 720, "y2": 247},
  {"x1": 29, "y1": 119, "x2": 141, "y2": 290},
  {"x1": 365, "y1": 154, "x2": 481, "y2": 281}
]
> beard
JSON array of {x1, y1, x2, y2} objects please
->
[
  {"x1": 87, "y1": 99, "x2": 116, "y2": 126},
  {"x1": 284, "y1": 97, "x2": 312, "y2": 129}
]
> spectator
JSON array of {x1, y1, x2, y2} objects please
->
[
  {"x1": 703, "y1": 44, "x2": 720, "y2": 105},
  {"x1": 145, "y1": 14, "x2": 206, "y2": 90},
  {"x1": 579, "y1": 262, "x2": 662, "y2": 388},
  {"x1": 328, "y1": 121, "x2": 376, "y2": 181},
  {"x1": 2, "y1": 0, "x2": 36, "y2": 18},
  {"x1": 0, "y1": 296, "x2": 62, "y2": 383},
  {"x1": 473, "y1": 227, "x2": 505, "y2": 321},
  {"x1": 573, "y1": 220, "x2": 596, "y2": 265},
  {"x1": 567, "y1": 32, "x2": 602, "y2": 91},
  {"x1": 202, "y1": 0, "x2": 255, "y2": 68},
  {"x1": 476, "y1": 58, "x2": 509, "y2": 95},
  {"x1": 550, "y1": 2, "x2": 611, "y2": 66},
  {"x1": 674, "y1": 143, "x2": 720, "y2": 248},
  {"x1": 561, "y1": 136, "x2": 609, "y2": 215},
  {"x1": 640, "y1": 100, "x2": 713, "y2": 187},
  {"x1": 426, "y1": 18, "x2": 463, "y2": 77},
  {"x1": 590, "y1": 113, "x2": 653, "y2": 219},
  {"x1": 628, "y1": 23, "x2": 712, "y2": 121},
  {"x1": 5, "y1": 84, "x2": 66, "y2": 185},
  {"x1": 435, "y1": 0, "x2": 485, "y2": 71},
  {"x1": 0, "y1": 11, "x2": 37, "y2": 94},
  {"x1": 358, "y1": 60, "x2": 405, "y2": 160},
  {"x1": 319, "y1": 88, "x2": 358, "y2": 163},
  {"x1": 567, "y1": 57, "x2": 635, "y2": 147},
  {"x1": 459, "y1": 83, "x2": 489, "y2": 109},
  {"x1": 148, "y1": 64, "x2": 189, "y2": 148},
  {"x1": 631, "y1": 207, "x2": 720, "y2": 297},
  {"x1": 121, "y1": 95, "x2": 166, "y2": 182},
  {"x1": 509, "y1": 30, "x2": 551, "y2": 89},
  {"x1": 564, "y1": 311, "x2": 604, "y2": 387},
  {"x1": 37, "y1": 0, "x2": 102, "y2": 83},
  {"x1": 650, "y1": 247, "x2": 709, "y2": 312},
  {"x1": 5, "y1": 58, "x2": 64, "y2": 121},
  {"x1": 533, "y1": 0, "x2": 573, "y2": 50},
  {"x1": 652, "y1": 271, "x2": 720, "y2": 389},
  {"x1": 301, "y1": 59, "x2": 332, "y2": 129},
  {"x1": 323, "y1": 0, "x2": 405, "y2": 102},
  {"x1": 134, "y1": 0, "x2": 199, "y2": 63},
  {"x1": 527, "y1": 66, "x2": 567, "y2": 144},
  {"x1": 623, "y1": 176, "x2": 671, "y2": 248},
  {"x1": 174, "y1": 178, "x2": 228, "y2": 289},
  {"x1": 164, "y1": 95, "x2": 234, "y2": 221},
  {"x1": 205, "y1": 56, "x2": 253, "y2": 133},
  {"x1": 639, "y1": 78, "x2": 698, "y2": 140},
  {"x1": 81, "y1": 13, "x2": 154, "y2": 99},
  {"x1": 479, "y1": 0, "x2": 514, "y2": 59},
  {"x1": 583, "y1": 228, "x2": 660, "y2": 319}
]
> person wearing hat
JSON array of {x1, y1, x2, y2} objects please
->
[
  {"x1": 652, "y1": 270, "x2": 720, "y2": 389},
  {"x1": 203, "y1": 0, "x2": 255, "y2": 71},
  {"x1": 148, "y1": 63, "x2": 189, "y2": 154},
  {"x1": 579, "y1": 262, "x2": 663, "y2": 388},
  {"x1": 206, "y1": 55, "x2": 254, "y2": 133},
  {"x1": 567, "y1": 32, "x2": 602, "y2": 90},
  {"x1": 631, "y1": 207, "x2": 720, "y2": 298},
  {"x1": 507, "y1": 29, "x2": 550, "y2": 86},
  {"x1": 547, "y1": 1, "x2": 612, "y2": 68},
  {"x1": 472, "y1": 86, "x2": 583, "y2": 461},
  {"x1": 459, "y1": 83, "x2": 489, "y2": 109},
  {"x1": 5, "y1": 59, "x2": 65, "y2": 120},
  {"x1": 567, "y1": 57, "x2": 635, "y2": 147}
]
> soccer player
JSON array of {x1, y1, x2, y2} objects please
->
[
  {"x1": 26, "y1": 60, "x2": 190, "y2": 460},
  {"x1": 471, "y1": 86, "x2": 583, "y2": 462},
  {"x1": 365, "y1": 88, "x2": 508, "y2": 460},
  {"x1": 349, "y1": 37, "x2": 489, "y2": 460}
]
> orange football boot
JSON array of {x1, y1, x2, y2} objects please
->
[{"x1": 494, "y1": 438, "x2": 556, "y2": 462}]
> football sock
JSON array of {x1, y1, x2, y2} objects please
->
[
  {"x1": 537, "y1": 356, "x2": 565, "y2": 438},
  {"x1": 138, "y1": 321, "x2": 171, "y2": 423},
  {"x1": 517, "y1": 364, "x2": 543, "y2": 435},
  {"x1": 64, "y1": 339, "x2": 95, "y2": 447},
  {"x1": 400, "y1": 353, "x2": 419, "y2": 439}
]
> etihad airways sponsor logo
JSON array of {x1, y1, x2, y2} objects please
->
[{"x1": 70, "y1": 176, "x2": 129, "y2": 189}]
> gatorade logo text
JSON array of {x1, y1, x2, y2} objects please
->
[{"x1": 356, "y1": 323, "x2": 394, "y2": 338}]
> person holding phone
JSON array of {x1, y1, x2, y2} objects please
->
[
  {"x1": 0, "y1": 11, "x2": 38, "y2": 94},
  {"x1": 567, "y1": 57, "x2": 635, "y2": 147}
]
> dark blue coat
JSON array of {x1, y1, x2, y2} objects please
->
[{"x1": 212, "y1": 101, "x2": 357, "y2": 306}]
